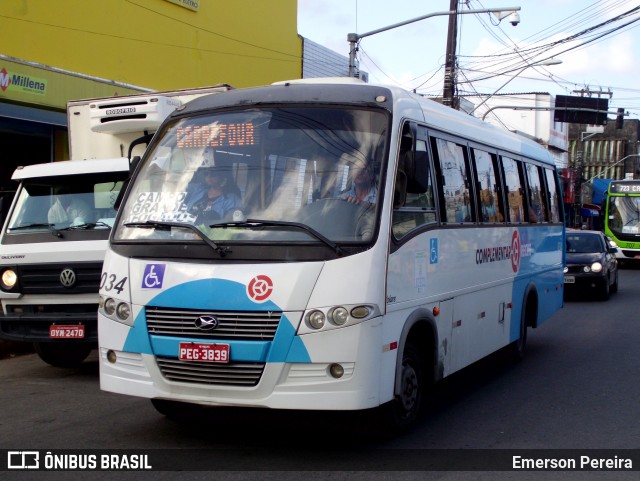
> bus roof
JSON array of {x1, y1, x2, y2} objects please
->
[{"x1": 174, "y1": 78, "x2": 555, "y2": 166}]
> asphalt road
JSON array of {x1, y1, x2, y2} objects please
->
[{"x1": 1, "y1": 268, "x2": 639, "y2": 480}]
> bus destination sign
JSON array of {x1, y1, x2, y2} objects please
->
[{"x1": 610, "y1": 181, "x2": 640, "y2": 194}]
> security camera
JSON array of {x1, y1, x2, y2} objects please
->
[{"x1": 508, "y1": 12, "x2": 520, "y2": 26}]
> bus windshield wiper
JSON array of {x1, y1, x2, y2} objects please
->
[
  {"x1": 9, "y1": 223, "x2": 63, "y2": 238},
  {"x1": 61, "y1": 221, "x2": 112, "y2": 230},
  {"x1": 211, "y1": 219, "x2": 344, "y2": 256},
  {"x1": 124, "y1": 221, "x2": 231, "y2": 257}
]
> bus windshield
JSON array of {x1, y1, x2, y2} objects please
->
[
  {"x1": 114, "y1": 107, "x2": 388, "y2": 245},
  {"x1": 608, "y1": 195, "x2": 640, "y2": 235}
]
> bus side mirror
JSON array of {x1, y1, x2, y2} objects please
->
[{"x1": 394, "y1": 171, "x2": 407, "y2": 208}]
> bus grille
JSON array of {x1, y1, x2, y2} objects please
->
[
  {"x1": 156, "y1": 357, "x2": 265, "y2": 387},
  {"x1": 146, "y1": 307, "x2": 281, "y2": 341}
]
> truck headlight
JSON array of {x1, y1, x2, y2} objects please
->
[{"x1": 0, "y1": 268, "x2": 17, "y2": 290}]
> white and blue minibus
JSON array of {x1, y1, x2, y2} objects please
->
[{"x1": 98, "y1": 78, "x2": 564, "y2": 428}]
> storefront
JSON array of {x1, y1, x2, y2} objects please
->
[{"x1": 0, "y1": 56, "x2": 148, "y2": 217}]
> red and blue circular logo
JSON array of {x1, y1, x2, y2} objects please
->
[
  {"x1": 247, "y1": 275, "x2": 273, "y2": 302},
  {"x1": 511, "y1": 230, "x2": 521, "y2": 273}
]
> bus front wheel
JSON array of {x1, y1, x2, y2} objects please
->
[
  {"x1": 383, "y1": 342, "x2": 425, "y2": 430},
  {"x1": 151, "y1": 399, "x2": 194, "y2": 419}
]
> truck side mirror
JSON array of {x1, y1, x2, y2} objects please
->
[{"x1": 130, "y1": 156, "x2": 141, "y2": 175}]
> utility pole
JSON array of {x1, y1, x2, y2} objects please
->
[
  {"x1": 442, "y1": 0, "x2": 458, "y2": 109},
  {"x1": 574, "y1": 151, "x2": 584, "y2": 228}
]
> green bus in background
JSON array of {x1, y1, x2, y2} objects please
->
[{"x1": 604, "y1": 180, "x2": 640, "y2": 265}]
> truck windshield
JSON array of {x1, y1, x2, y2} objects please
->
[
  {"x1": 114, "y1": 106, "x2": 388, "y2": 245},
  {"x1": 6, "y1": 174, "x2": 125, "y2": 233}
]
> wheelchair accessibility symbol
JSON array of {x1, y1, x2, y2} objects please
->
[
  {"x1": 142, "y1": 264, "x2": 166, "y2": 289},
  {"x1": 430, "y1": 238, "x2": 439, "y2": 264}
]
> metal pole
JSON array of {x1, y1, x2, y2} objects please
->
[
  {"x1": 345, "y1": 7, "x2": 520, "y2": 78},
  {"x1": 442, "y1": 0, "x2": 459, "y2": 108}
]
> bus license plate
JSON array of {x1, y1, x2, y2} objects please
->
[
  {"x1": 179, "y1": 343, "x2": 229, "y2": 363},
  {"x1": 564, "y1": 276, "x2": 575, "y2": 284},
  {"x1": 49, "y1": 325, "x2": 85, "y2": 339}
]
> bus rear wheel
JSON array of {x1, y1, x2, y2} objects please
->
[{"x1": 508, "y1": 302, "x2": 529, "y2": 362}]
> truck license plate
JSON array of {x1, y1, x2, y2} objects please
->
[
  {"x1": 178, "y1": 342, "x2": 229, "y2": 363},
  {"x1": 564, "y1": 276, "x2": 575, "y2": 284},
  {"x1": 49, "y1": 325, "x2": 85, "y2": 339}
]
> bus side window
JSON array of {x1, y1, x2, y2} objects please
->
[
  {"x1": 525, "y1": 163, "x2": 548, "y2": 223},
  {"x1": 500, "y1": 156, "x2": 525, "y2": 223},
  {"x1": 392, "y1": 137, "x2": 437, "y2": 238},
  {"x1": 432, "y1": 137, "x2": 474, "y2": 224},
  {"x1": 472, "y1": 148, "x2": 503, "y2": 223},
  {"x1": 405, "y1": 140, "x2": 434, "y2": 209},
  {"x1": 544, "y1": 168, "x2": 561, "y2": 223}
]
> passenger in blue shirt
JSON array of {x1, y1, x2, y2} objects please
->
[
  {"x1": 187, "y1": 166, "x2": 241, "y2": 222},
  {"x1": 340, "y1": 164, "x2": 377, "y2": 207}
]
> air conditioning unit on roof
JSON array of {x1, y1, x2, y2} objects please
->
[{"x1": 89, "y1": 96, "x2": 182, "y2": 134}]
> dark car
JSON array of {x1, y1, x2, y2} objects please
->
[{"x1": 564, "y1": 230, "x2": 619, "y2": 300}]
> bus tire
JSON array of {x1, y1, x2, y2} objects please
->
[
  {"x1": 383, "y1": 341, "x2": 424, "y2": 430},
  {"x1": 33, "y1": 342, "x2": 92, "y2": 368},
  {"x1": 508, "y1": 302, "x2": 529, "y2": 362},
  {"x1": 150, "y1": 399, "x2": 192, "y2": 418}
]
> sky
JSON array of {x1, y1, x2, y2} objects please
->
[{"x1": 297, "y1": 0, "x2": 640, "y2": 120}]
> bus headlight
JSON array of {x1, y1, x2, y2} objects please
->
[
  {"x1": 590, "y1": 262, "x2": 603, "y2": 273},
  {"x1": 104, "y1": 297, "x2": 116, "y2": 315},
  {"x1": 0, "y1": 268, "x2": 17, "y2": 290},
  {"x1": 116, "y1": 302, "x2": 131, "y2": 321},
  {"x1": 100, "y1": 295, "x2": 133, "y2": 326},
  {"x1": 307, "y1": 310, "x2": 326, "y2": 329},
  {"x1": 299, "y1": 304, "x2": 380, "y2": 334},
  {"x1": 329, "y1": 307, "x2": 349, "y2": 326}
]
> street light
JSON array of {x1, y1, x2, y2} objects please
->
[
  {"x1": 469, "y1": 58, "x2": 562, "y2": 116},
  {"x1": 346, "y1": 6, "x2": 521, "y2": 78}
]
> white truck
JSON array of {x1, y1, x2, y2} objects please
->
[{"x1": 0, "y1": 85, "x2": 231, "y2": 367}]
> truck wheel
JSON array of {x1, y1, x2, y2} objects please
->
[{"x1": 33, "y1": 342, "x2": 92, "y2": 368}]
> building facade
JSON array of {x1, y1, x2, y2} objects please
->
[{"x1": 0, "y1": 0, "x2": 301, "y2": 194}]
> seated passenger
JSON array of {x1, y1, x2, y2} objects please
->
[
  {"x1": 186, "y1": 166, "x2": 241, "y2": 221},
  {"x1": 340, "y1": 163, "x2": 377, "y2": 207},
  {"x1": 48, "y1": 196, "x2": 92, "y2": 226}
]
